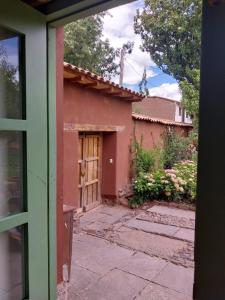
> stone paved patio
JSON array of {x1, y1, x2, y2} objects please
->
[{"x1": 66, "y1": 204, "x2": 195, "y2": 299}]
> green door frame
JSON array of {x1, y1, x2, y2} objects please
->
[
  {"x1": 0, "y1": 1, "x2": 49, "y2": 299},
  {"x1": 47, "y1": 26, "x2": 57, "y2": 300}
]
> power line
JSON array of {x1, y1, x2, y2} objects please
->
[
  {"x1": 126, "y1": 57, "x2": 170, "y2": 78},
  {"x1": 125, "y1": 59, "x2": 143, "y2": 77}
]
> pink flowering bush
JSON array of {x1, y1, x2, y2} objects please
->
[{"x1": 133, "y1": 160, "x2": 197, "y2": 205}]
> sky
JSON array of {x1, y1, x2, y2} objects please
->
[
  {"x1": 103, "y1": 0, "x2": 181, "y2": 101},
  {"x1": 0, "y1": 37, "x2": 19, "y2": 66},
  {"x1": 0, "y1": 4, "x2": 181, "y2": 102}
]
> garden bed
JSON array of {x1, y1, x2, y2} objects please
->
[{"x1": 130, "y1": 160, "x2": 197, "y2": 208}]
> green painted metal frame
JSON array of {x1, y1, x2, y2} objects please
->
[
  {"x1": 0, "y1": 1, "x2": 49, "y2": 299},
  {"x1": 0, "y1": 213, "x2": 28, "y2": 233},
  {"x1": 47, "y1": 25, "x2": 57, "y2": 300},
  {"x1": 0, "y1": 119, "x2": 27, "y2": 131}
]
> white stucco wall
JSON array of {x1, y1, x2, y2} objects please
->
[{"x1": 175, "y1": 104, "x2": 192, "y2": 124}]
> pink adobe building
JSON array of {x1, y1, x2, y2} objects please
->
[{"x1": 133, "y1": 96, "x2": 192, "y2": 124}]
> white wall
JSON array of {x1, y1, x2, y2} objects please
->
[
  {"x1": 175, "y1": 103, "x2": 192, "y2": 124},
  {"x1": 175, "y1": 104, "x2": 182, "y2": 122},
  {"x1": 184, "y1": 111, "x2": 193, "y2": 124}
]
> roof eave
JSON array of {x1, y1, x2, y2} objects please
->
[
  {"x1": 64, "y1": 62, "x2": 144, "y2": 103},
  {"x1": 22, "y1": 0, "x2": 135, "y2": 26},
  {"x1": 132, "y1": 113, "x2": 193, "y2": 128}
]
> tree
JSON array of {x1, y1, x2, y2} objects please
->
[
  {"x1": 134, "y1": 0, "x2": 201, "y2": 121},
  {"x1": 139, "y1": 68, "x2": 149, "y2": 96},
  {"x1": 0, "y1": 45, "x2": 20, "y2": 118},
  {"x1": 180, "y1": 68, "x2": 200, "y2": 126},
  {"x1": 64, "y1": 14, "x2": 120, "y2": 79},
  {"x1": 119, "y1": 41, "x2": 134, "y2": 85}
]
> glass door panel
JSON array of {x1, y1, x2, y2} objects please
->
[
  {"x1": 0, "y1": 131, "x2": 24, "y2": 219},
  {"x1": 0, "y1": 226, "x2": 25, "y2": 300},
  {"x1": 0, "y1": 27, "x2": 23, "y2": 119},
  {"x1": 0, "y1": 27, "x2": 26, "y2": 300}
]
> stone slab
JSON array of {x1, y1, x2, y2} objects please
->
[
  {"x1": 136, "y1": 282, "x2": 192, "y2": 300},
  {"x1": 73, "y1": 233, "x2": 134, "y2": 275},
  {"x1": 147, "y1": 206, "x2": 195, "y2": 220},
  {"x1": 81, "y1": 221, "x2": 112, "y2": 234},
  {"x1": 126, "y1": 219, "x2": 179, "y2": 237},
  {"x1": 107, "y1": 227, "x2": 194, "y2": 268},
  {"x1": 75, "y1": 269, "x2": 149, "y2": 300},
  {"x1": 118, "y1": 252, "x2": 167, "y2": 281},
  {"x1": 153, "y1": 263, "x2": 194, "y2": 296},
  {"x1": 99, "y1": 205, "x2": 132, "y2": 217},
  {"x1": 173, "y1": 228, "x2": 195, "y2": 243},
  {"x1": 68, "y1": 264, "x2": 100, "y2": 293},
  {"x1": 80, "y1": 205, "x2": 133, "y2": 230}
]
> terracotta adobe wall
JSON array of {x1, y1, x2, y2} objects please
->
[
  {"x1": 133, "y1": 97, "x2": 177, "y2": 120},
  {"x1": 63, "y1": 80, "x2": 133, "y2": 208},
  {"x1": 133, "y1": 119, "x2": 191, "y2": 150}
]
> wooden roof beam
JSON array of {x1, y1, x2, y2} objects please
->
[
  {"x1": 69, "y1": 75, "x2": 83, "y2": 83},
  {"x1": 101, "y1": 87, "x2": 122, "y2": 96},
  {"x1": 83, "y1": 81, "x2": 98, "y2": 88},
  {"x1": 119, "y1": 92, "x2": 134, "y2": 98}
]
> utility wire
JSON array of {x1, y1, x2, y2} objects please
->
[
  {"x1": 125, "y1": 59, "x2": 143, "y2": 77},
  {"x1": 126, "y1": 57, "x2": 168, "y2": 78}
]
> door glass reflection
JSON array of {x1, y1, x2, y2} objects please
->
[
  {"x1": 0, "y1": 226, "x2": 25, "y2": 300},
  {"x1": 0, "y1": 27, "x2": 23, "y2": 119},
  {"x1": 0, "y1": 131, "x2": 24, "y2": 219}
]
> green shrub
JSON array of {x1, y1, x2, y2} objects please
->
[
  {"x1": 129, "y1": 195, "x2": 145, "y2": 209},
  {"x1": 134, "y1": 141, "x2": 156, "y2": 174},
  {"x1": 133, "y1": 140, "x2": 165, "y2": 176},
  {"x1": 136, "y1": 148, "x2": 155, "y2": 173},
  {"x1": 133, "y1": 160, "x2": 197, "y2": 205},
  {"x1": 162, "y1": 130, "x2": 197, "y2": 168}
]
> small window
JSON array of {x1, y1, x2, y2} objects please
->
[{"x1": 179, "y1": 107, "x2": 182, "y2": 116}]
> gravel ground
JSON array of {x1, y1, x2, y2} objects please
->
[{"x1": 137, "y1": 211, "x2": 195, "y2": 229}]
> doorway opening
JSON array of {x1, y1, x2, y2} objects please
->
[{"x1": 59, "y1": 0, "x2": 199, "y2": 299}]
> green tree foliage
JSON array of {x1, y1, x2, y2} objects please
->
[
  {"x1": 162, "y1": 130, "x2": 197, "y2": 169},
  {"x1": 0, "y1": 45, "x2": 20, "y2": 118},
  {"x1": 134, "y1": 140, "x2": 156, "y2": 174},
  {"x1": 64, "y1": 14, "x2": 120, "y2": 79},
  {"x1": 134, "y1": 0, "x2": 201, "y2": 121},
  {"x1": 180, "y1": 69, "x2": 200, "y2": 126},
  {"x1": 139, "y1": 68, "x2": 149, "y2": 96}
]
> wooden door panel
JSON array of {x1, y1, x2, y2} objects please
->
[{"x1": 78, "y1": 134, "x2": 101, "y2": 211}]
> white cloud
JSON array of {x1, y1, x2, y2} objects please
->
[
  {"x1": 103, "y1": 0, "x2": 156, "y2": 85},
  {"x1": 149, "y1": 83, "x2": 181, "y2": 101}
]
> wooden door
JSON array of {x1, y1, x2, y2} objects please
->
[{"x1": 78, "y1": 134, "x2": 102, "y2": 211}]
